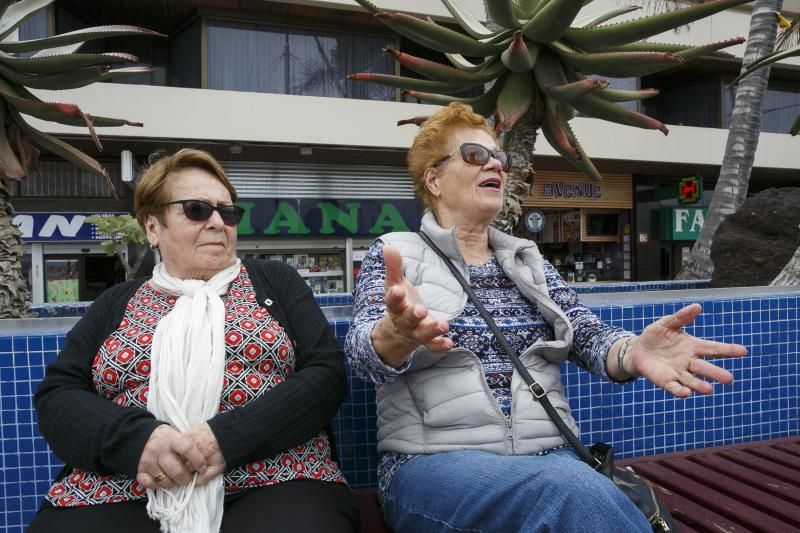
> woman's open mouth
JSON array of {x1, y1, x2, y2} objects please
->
[{"x1": 479, "y1": 177, "x2": 502, "y2": 190}]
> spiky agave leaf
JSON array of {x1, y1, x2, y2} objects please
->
[
  {"x1": 0, "y1": 1, "x2": 161, "y2": 186},
  {"x1": 494, "y1": 71, "x2": 533, "y2": 131},
  {"x1": 353, "y1": 0, "x2": 750, "y2": 180},
  {"x1": 563, "y1": 0, "x2": 751, "y2": 49},
  {"x1": 577, "y1": 6, "x2": 642, "y2": 28},
  {"x1": 403, "y1": 79, "x2": 503, "y2": 116},
  {"x1": 501, "y1": 31, "x2": 538, "y2": 72},
  {"x1": 486, "y1": 0, "x2": 521, "y2": 30},
  {"x1": 442, "y1": 0, "x2": 496, "y2": 38},
  {"x1": 0, "y1": 25, "x2": 164, "y2": 53},
  {"x1": 522, "y1": 0, "x2": 585, "y2": 43},
  {"x1": 541, "y1": 98, "x2": 603, "y2": 181},
  {"x1": 384, "y1": 47, "x2": 505, "y2": 83},
  {"x1": 595, "y1": 87, "x2": 659, "y2": 102}
]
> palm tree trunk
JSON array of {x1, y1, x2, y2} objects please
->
[
  {"x1": 492, "y1": 104, "x2": 542, "y2": 234},
  {"x1": 770, "y1": 239, "x2": 800, "y2": 285},
  {"x1": 677, "y1": 0, "x2": 783, "y2": 279},
  {"x1": 0, "y1": 187, "x2": 31, "y2": 318}
]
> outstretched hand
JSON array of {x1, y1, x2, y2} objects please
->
[
  {"x1": 630, "y1": 303, "x2": 747, "y2": 397},
  {"x1": 371, "y1": 245, "x2": 453, "y2": 368}
]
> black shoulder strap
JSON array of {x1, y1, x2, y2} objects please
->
[{"x1": 417, "y1": 231, "x2": 600, "y2": 468}]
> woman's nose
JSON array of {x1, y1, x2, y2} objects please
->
[
  {"x1": 484, "y1": 155, "x2": 503, "y2": 171},
  {"x1": 205, "y1": 208, "x2": 225, "y2": 228}
]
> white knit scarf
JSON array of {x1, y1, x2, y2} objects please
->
[{"x1": 145, "y1": 259, "x2": 241, "y2": 533}]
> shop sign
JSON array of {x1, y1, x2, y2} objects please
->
[
  {"x1": 524, "y1": 210, "x2": 545, "y2": 233},
  {"x1": 678, "y1": 176, "x2": 702, "y2": 205},
  {"x1": 661, "y1": 207, "x2": 708, "y2": 240},
  {"x1": 12, "y1": 212, "x2": 124, "y2": 242},
  {"x1": 236, "y1": 199, "x2": 421, "y2": 237},
  {"x1": 542, "y1": 182, "x2": 602, "y2": 200}
]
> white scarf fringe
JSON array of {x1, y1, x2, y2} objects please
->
[{"x1": 145, "y1": 259, "x2": 241, "y2": 533}]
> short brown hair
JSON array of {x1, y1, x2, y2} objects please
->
[
  {"x1": 134, "y1": 148, "x2": 237, "y2": 227},
  {"x1": 407, "y1": 103, "x2": 497, "y2": 211}
]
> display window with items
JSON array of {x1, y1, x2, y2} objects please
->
[
  {"x1": 521, "y1": 171, "x2": 633, "y2": 282},
  {"x1": 241, "y1": 249, "x2": 346, "y2": 294}
]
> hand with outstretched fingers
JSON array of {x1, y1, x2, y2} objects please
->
[
  {"x1": 371, "y1": 244, "x2": 453, "y2": 368},
  {"x1": 629, "y1": 303, "x2": 747, "y2": 398}
]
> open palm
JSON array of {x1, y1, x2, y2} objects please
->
[{"x1": 631, "y1": 303, "x2": 747, "y2": 398}]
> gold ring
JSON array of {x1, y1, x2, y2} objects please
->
[{"x1": 153, "y1": 471, "x2": 167, "y2": 483}]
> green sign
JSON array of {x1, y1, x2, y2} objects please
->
[
  {"x1": 660, "y1": 207, "x2": 708, "y2": 240},
  {"x1": 236, "y1": 198, "x2": 421, "y2": 237}
]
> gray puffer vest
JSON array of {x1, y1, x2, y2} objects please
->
[{"x1": 376, "y1": 212, "x2": 580, "y2": 455}]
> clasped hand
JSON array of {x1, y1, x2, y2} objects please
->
[{"x1": 136, "y1": 423, "x2": 226, "y2": 490}]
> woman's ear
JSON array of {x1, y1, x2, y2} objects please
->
[
  {"x1": 424, "y1": 167, "x2": 440, "y2": 198},
  {"x1": 144, "y1": 214, "x2": 161, "y2": 249}
]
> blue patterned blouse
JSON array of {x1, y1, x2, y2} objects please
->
[{"x1": 344, "y1": 239, "x2": 632, "y2": 504}]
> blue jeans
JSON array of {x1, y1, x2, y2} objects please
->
[{"x1": 383, "y1": 448, "x2": 651, "y2": 533}]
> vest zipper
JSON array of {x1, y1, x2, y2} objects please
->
[{"x1": 505, "y1": 417, "x2": 514, "y2": 453}]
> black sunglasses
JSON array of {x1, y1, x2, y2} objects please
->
[
  {"x1": 164, "y1": 199, "x2": 245, "y2": 226},
  {"x1": 434, "y1": 142, "x2": 511, "y2": 172}
]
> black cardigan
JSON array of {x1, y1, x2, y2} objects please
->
[{"x1": 35, "y1": 258, "x2": 346, "y2": 478}]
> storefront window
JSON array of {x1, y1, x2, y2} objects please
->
[
  {"x1": 654, "y1": 77, "x2": 721, "y2": 128},
  {"x1": 723, "y1": 78, "x2": 800, "y2": 134},
  {"x1": 171, "y1": 20, "x2": 202, "y2": 89},
  {"x1": 521, "y1": 171, "x2": 633, "y2": 282},
  {"x1": 239, "y1": 250, "x2": 346, "y2": 293},
  {"x1": 206, "y1": 19, "x2": 395, "y2": 100},
  {"x1": 55, "y1": 6, "x2": 167, "y2": 86},
  {"x1": 45, "y1": 258, "x2": 80, "y2": 303}
]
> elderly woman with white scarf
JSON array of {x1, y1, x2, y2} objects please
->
[{"x1": 30, "y1": 149, "x2": 359, "y2": 533}]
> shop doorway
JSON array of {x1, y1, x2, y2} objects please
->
[{"x1": 23, "y1": 243, "x2": 125, "y2": 303}]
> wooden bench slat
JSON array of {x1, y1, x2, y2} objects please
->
[
  {"x1": 629, "y1": 464, "x2": 755, "y2": 533},
  {"x1": 630, "y1": 462, "x2": 790, "y2": 532},
  {"x1": 693, "y1": 453, "x2": 800, "y2": 506},
  {"x1": 717, "y1": 449, "x2": 800, "y2": 487},
  {"x1": 773, "y1": 440, "x2": 800, "y2": 458},
  {"x1": 744, "y1": 446, "x2": 800, "y2": 471},
  {"x1": 660, "y1": 457, "x2": 800, "y2": 527}
]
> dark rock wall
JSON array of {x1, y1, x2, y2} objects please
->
[{"x1": 710, "y1": 188, "x2": 800, "y2": 288}]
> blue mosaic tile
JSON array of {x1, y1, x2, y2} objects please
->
[{"x1": 1, "y1": 288, "x2": 799, "y2": 532}]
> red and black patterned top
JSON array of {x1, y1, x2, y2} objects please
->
[{"x1": 44, "y1": 265, "x2": 345, "y2": 507}]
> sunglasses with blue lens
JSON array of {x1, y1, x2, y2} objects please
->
[{"x1": 164, "y1": 199, "x2": 245, "y2": 226}]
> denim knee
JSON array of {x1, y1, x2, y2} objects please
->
[{"x1": 520, "y1": 456, "x2": 651, "y2": 531}]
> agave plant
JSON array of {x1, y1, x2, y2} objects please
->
[
  {"x1": 349, "y1": 0, "x2": 751, "y2": 231},
  {"x1": 0, "y1": 0, "x2": 161, "y2": 317}
]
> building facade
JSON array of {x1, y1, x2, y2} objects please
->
[{"x1": 13, "y1": 0, "x2": 800, "y2": 301}]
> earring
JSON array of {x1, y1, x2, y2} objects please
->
[{"x1": 149, "y1": 243, "x2": 159, "y2": 252}]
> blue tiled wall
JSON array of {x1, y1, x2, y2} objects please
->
[
  {"x1": 2, "y1": 290, "x2": 796, "y2": 531},
  {"x1": 27, "y1": 280, "x2": 711, "y2": 318}
]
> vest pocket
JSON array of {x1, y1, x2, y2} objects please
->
[{"x1": 405, "y1": 360, "x2": 500, "y2": 429}]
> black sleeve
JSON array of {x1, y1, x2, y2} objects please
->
[
  {"x1": 34, "y1": 280, "x2": 163, "y2": 477},
  {"x1": 206, "y1": 262, "x2": 346, "y2": 470}
]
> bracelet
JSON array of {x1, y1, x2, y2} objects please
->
[{"x1": 616, "y1": 337, "x2": 634, "y2": 378}]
